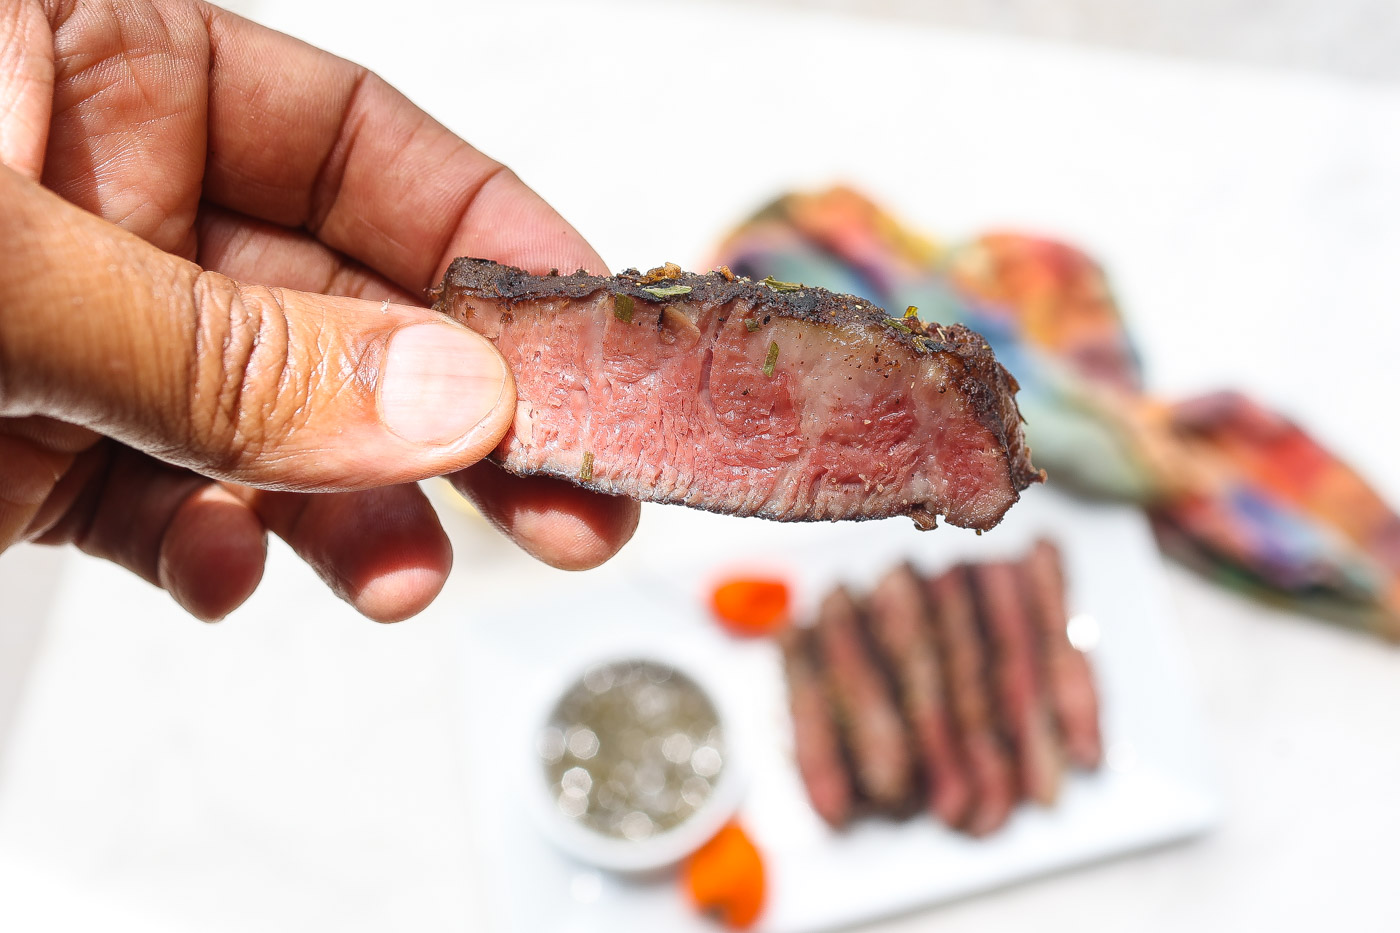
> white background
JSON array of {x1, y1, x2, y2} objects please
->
[{"x1": 2, "y1": 0, "x2": 1400, "y2": 929}]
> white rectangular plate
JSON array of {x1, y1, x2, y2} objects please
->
[{"x1": 460, "y1": 485, "x2": 1220, "y2": 931}]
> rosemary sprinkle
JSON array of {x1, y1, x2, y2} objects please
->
[
  {"x1": 762, "y1": 341, "x2": 779, "y2": 377},
  {"x1": 641, "y1": 285, "x2": 692, "y2": 299},
  {"x1": 613, "y1": 294, "x2": 634, "y2": 323},
  {"x1": 761, "y1": 275, "x2": 803, "y2": 293}
]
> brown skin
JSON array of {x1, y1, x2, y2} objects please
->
[{"x1": 0, "y1": 0, "x2": 638, "y2": 622}]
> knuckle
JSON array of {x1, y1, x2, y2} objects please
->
[{"x1": 187, "y1": 271, "x2": 306, "y2": 477}]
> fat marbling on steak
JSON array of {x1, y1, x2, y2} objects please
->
[{"x1": 432, "y1": 259, "x2": 1042, "y2": 529}]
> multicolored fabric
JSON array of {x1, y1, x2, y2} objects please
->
[{"x1": 713, "y1": 187, "x2": 1400, "y2": 638}]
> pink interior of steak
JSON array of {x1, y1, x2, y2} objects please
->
[{"x1": 446, "y1": 289, "x2": 1023, "y2": 528}]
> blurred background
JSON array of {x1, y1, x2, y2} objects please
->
[
  {"x1": 751, "y1": 0, "x2": 1400, "y2": 82},
  {"x1": 2, "y1": 0, "x2": 1399, "y2": 930}
]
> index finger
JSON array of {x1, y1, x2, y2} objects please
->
[{"x1": 198, "y1": 3, "x2": 604, "y2": 292}]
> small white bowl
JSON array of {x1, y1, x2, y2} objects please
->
[{"x1": 523, "y1": 646, "x2": 749, "y2": 874}]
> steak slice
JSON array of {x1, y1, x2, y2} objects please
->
[
  {"x1": 1020, "y1": 540, "x2": 1103, "y2": 769},
  {"x1": 968, "y1": 562, "x2": 1064, "y2": 806},
  {"x1": 812, "y1": 587, "x2": 915, "y2": 812},
  {"x1": 432, "y1": 259, "x2": 1041, "y2": 530},
  {"x1": 867, "y1": 563, "x2": 973, "y2": 827},
  {"x1": 926, "y1": 566, "x2": 1018, "y2": 836},
  {"x1": 778, "y1": 626, "x2": 855, "y2": 828}
]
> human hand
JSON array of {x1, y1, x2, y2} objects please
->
[{"x1": 0, "y1": 1, "x2": 640, "y2": 622}]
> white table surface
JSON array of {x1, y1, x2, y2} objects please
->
[{"x1": 3, "y1": 1, "x2": 1400, "y2": 929}]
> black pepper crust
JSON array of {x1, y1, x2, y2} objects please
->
[{"x1": 432, "y1": 258, "x2": 1044, "y2": 498}]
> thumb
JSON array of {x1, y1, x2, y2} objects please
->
[{"x1": 0, "y1": 165, "x2": 515, "y2": 491}]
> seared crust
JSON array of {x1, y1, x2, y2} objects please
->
[{"x1": 434, "y1": 258, "x2": 1042, "y2": 498}]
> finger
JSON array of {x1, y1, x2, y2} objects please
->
[
  {"x1": 22, "y1": 432, "x2": 432, "y2": 623},
  {"x1": 157, "y1": 483, "x2": 266, "y2": 621},
  {"x1": 38, "y1": 1, "x2": 604, "y2": 294},
  {"x1": 42, "y1": 0, "x2": 208, "y2": 256},
  {"x1": 0, "y1": 0, "x2": 53, "y2": 178},
  {"x1": 240, "y1": 484, "x2": 451, "y2": 623},
  {"x1": 195, "y1": 205, "x2": 417, "y2": 304},
  {"x1": 28, "y1": 442, "x2": 267, "y2": 620},
  {"x1": 449, "y1": 463, "x2": 640, "y2": 571},
  {"x1": 43, "y1": 442, "x2": 201, "y2": 584},
  {"x1": 3, "y1": 414, "x2": 99, "y2": 453},
  {"x1": 7, "y1": 417, "x2": 101, "y2": 549},
  {"x1": 0, "y1": 165, "x2": 515, "y2": 492},
  {"x1": 200, "y1": 6, "x2": 606, "y2": 288},
  {"x1": 0, "y1": 427, "x2": 77, "y2": 550}
]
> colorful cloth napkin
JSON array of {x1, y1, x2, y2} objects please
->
[{"x1": 712, "y1": 187, "x2": 1400, "y2": 639}]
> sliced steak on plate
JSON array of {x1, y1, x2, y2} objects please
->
[
  {"x1": 926, "y1": 566, "x2": 1019, "y2": 836},
  {"x1": 812, "y1": 587, "x2": 915, "y2": 812},
  {"x1": 778, "y1": 626, "x2": 855, "y2": 828},
  {"x1": 1021, "y1": 539, "x2": 1103, "y2": 769},
  {"x1": 968, "y1": 561, "x2": 1064, "y2": 806},
  {"x1": 867, "y1": 563, "x2": 973, "y2": 826}
]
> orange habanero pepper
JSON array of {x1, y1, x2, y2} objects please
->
[{"x1": 682, "y1": 821, "x2": 767, "y2": 929}]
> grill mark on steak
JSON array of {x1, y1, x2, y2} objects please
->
[
  {"x1": 867, "y1": 563, "x2": 974, "y2": 826},
  {"x1": 1020, "y1": 540, "x2": 1103, "y2": 769},
  {"x1": 812, "y1": 587, "x2": 915, "y2": 812},
  {"x1": 926, "y1": 566, "x2": 1018, "y2": 836},
  {"x1": 778, "y1": 626, "x2": 855, "y2": 828},
  {"x1": 432, "y1": 259, "x2": 1042, "y2": 530},
  {"x1": 968, "y1": 562, "x2": 1064, "y2": 807}
]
